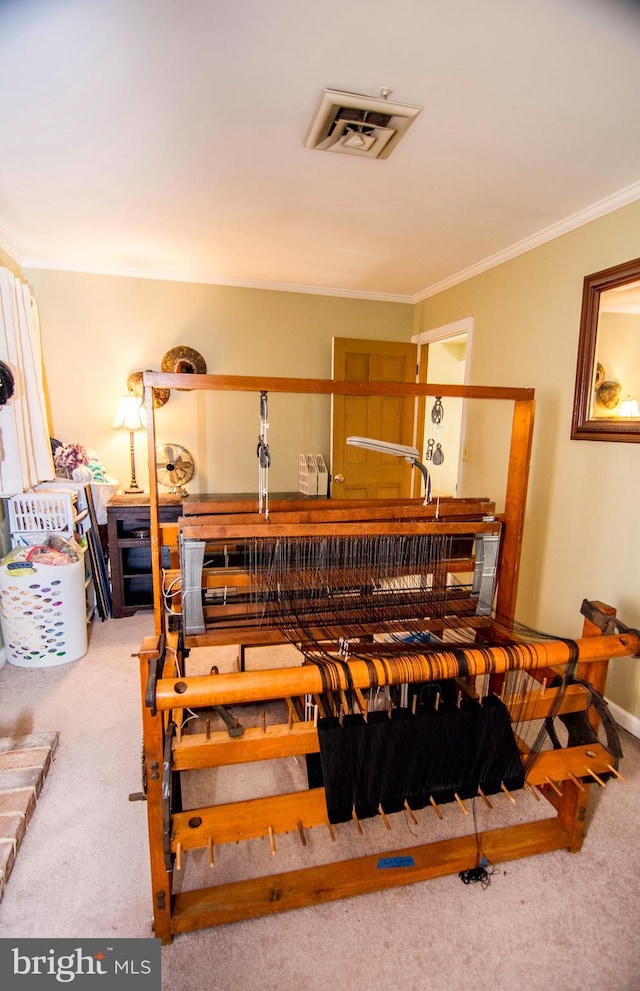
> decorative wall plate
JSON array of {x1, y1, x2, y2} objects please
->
[
  {"x1": 160, "y1": 347, "x2": 207, "y2": 390},
  {"x1": 127, "y1": 371, "x2": 170, "y2": 408}
]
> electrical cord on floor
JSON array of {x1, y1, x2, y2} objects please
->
[{"x1": 458, "y1": 799, "x2": 501, "y2": 889}]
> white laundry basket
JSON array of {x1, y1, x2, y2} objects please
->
[
  {"x1": 0, "y1": 544, "x2": 88, "y2": 667},
  {"x1": 7, "y1": 491, "x2": 77, "y2": 541}
]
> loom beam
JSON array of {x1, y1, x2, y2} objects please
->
[{"x1": 152, "y1": 632, "x2": 639, "y2": 710}]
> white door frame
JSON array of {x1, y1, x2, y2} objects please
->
[{"x1": 412, "y1": 317, "x2": 474, "y2": 496}]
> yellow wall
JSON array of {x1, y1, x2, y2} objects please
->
[
  {"x1": 414, "y1": 198, "x2": 640, "y2": 724},
  {"x1": 23, "y1": 270, "x2": 413, "y2": 494}
]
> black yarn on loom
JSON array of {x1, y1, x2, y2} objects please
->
[{"x1": 315, "y1": 694, "x2": 525, "y2": 824}]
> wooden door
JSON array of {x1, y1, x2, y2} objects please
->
[{"x1": 331, "y1": 337, "x2": 418, "y2": 499}]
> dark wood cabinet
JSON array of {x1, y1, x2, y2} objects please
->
[{"x1": 107, "y1": 495, "x2": 181, "y2": 618}]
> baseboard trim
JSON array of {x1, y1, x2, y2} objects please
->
[{"x1": 606, "y1": 698, "x2": 640, "y2": 740}]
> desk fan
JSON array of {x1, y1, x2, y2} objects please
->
[{"x1": 156, "y1": 444, "x2": 195, "y2": 496}]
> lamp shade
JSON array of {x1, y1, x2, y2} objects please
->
[{"x1": 112, "y1": 394, "x2": 146, "y2": 431}]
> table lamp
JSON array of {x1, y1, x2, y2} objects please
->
[{"x1": 112, "y1": 394, "x2": 146, "y2": 493}]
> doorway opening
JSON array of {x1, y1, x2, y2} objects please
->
[{"x1": 412, "y1": 318, "x2": 473, "y2": 498}]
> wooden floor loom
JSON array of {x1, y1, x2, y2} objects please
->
[{"x1": 136, "y1": 371, "x2": 639, "y2": 944}]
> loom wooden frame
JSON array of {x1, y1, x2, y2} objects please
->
[{"x1": 137, "y1": 372, "x2": 636, "y2": 944}]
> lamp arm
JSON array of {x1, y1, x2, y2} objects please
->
[
  {"x1": 346, "y1": 436, "x2": 431, "y2": 505},
  {"x1": 408, "y1": 458, "x2": 432, "y2": 505}
]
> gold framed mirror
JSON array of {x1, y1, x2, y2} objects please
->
[{"x1": 571, "y1": 257, "x2": 640, "y2": 442}]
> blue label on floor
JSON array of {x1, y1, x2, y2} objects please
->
[{"x1": 377, "y1": 856, "x2": 415, "y2": 869}]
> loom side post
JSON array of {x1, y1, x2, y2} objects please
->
[
  {"x1": 489, "y1": 396, "x2": 535, "y2": 695},
  {"x1": 139, "y1": 636, "x2": 174, "y2": 943},
  {"x1": 536, "y1": 602, "x2": 619, "y2": 853},
  {"x1": 495, "y1": 397, "x2": 535, "y2": 624}
]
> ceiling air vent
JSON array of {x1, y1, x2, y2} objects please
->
[{"x1": 304, "y1": 88, "x2": 422, "y2": 160}]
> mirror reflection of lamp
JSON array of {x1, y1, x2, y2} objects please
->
[
  {"x1": 112, "y1": 394, "x2": 146, "y2": 493},
  {"x1": 618, "y1": 397, "x2": 640, "y2": 418}
]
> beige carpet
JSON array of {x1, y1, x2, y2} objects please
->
[{"x1": 0, "y1": 614, "x2": 639, "y2": 991}]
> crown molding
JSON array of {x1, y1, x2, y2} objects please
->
[
  {"x1": 19, "y1": 257, "x2": 414, "y2": 304},
  {"x1": 10, "y1": 178, "x2": 640, "y2": 304},
  {"x1": 413, "y1": 179, "x2": 640, "y2": 303}
]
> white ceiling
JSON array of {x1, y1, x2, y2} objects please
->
[{"x1": 1, "y1": 0, "x2": 640, "y2": 302}]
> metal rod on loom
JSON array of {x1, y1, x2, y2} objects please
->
[{"x1": 154, "y1": 631, "x2": 640, "y2": 710}]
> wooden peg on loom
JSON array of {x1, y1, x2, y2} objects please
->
[
  {"x1": 454, "y1": 792, "x2": 469, "y2": 815},
  {"x1": 429, "y1": 795, "x2": 443, "y2": 820},
  {"x1": 586, "y1": 767, "x2": 607, "y2": 788},
  {"x1": 404, "y1": 799, "x2": 418, "y2": 824},
  {"x1": 352, "y1": 806, "x2": 364, "y2": 835},
  {"x1": 568, "y1": 771, "x2": 586, "y2": 793},
  {"x1": 525, "y1": 781, "x2": 541, "y2": 801},
  {"x1": 208, "y1": 837, "x2": 215, "y2": 867},
  {"x1": 268, "y1": 826, "x2": 277, "y2": 855},
  {"x1": 607, "y1": 764, "x2": 626, "y2": 782},
  {"x1": 288, "y1": 704, "x2": 294, "y2": 731},
  {"x1": 544, "y1": 776, "x2": 563, "y2": 797},
  {"x1": 296, "y1": 820, "x2": 307, "y2": 847},
  {"x1": 325, "y1": 819, "x2": 336, "y2": 842},
  {"x1": 435, "y1": 692, "x2": 441, "y2": 711},
  {"x1": 175, "y1": 841, "x2": 183, "y2": 871},
  {"x1": 262, "y1": 710, "x2": 267, "y2": 734},
  {"x1": 477, "y1": 786, "x2": 493, "y2": 809},
  {"x1": 501, "y1": 781, "x2": 517, "y2": 804},
  {"x1": 378, "y1": 804, "x2": 391, "y2": 830}
]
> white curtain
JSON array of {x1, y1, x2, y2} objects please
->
[{"x1": 0, "y1": 267, "x2": 54, "y2": 495}]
